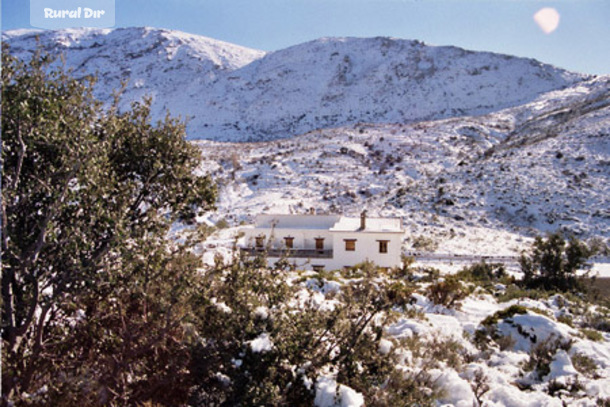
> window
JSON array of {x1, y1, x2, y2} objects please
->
[
  {"x1": 284, "y1": 236, "x2": 294, "y2": 249},
  {"x1": 312, "y1": 265, "x2": 325, "y2": 272},
  {"x1": 315, "y1": 238, "x2": 324, "y2": 251},
  {"x1": 255, "y1": 235, "x2": 265, "y2": 249},
  {"x1": 378, "y1": 240, "x2": 389, "y2": 254},
  {"x1": 344, "y1": 239, "x2": 356, "y2": 251}
]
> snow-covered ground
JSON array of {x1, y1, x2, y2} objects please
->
[
  {"x1": 295, "y1": 266, "x2": 610, "y2": 407},
  {"x1": 193, "y1": 225, "x2": 609, "y2": 406},
  {"x1": 592, "y1": 262, "x2": 610, "y2": 278}
]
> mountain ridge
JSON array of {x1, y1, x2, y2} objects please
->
[{"x1": 2, "y1": 27, "x2": 591, "y2": 142}]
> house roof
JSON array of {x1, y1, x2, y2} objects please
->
[
  {"x1": 329, "y1": 217, "x2": 404, "y2": 233},
  {"x1": 254, "y1": 214, "x2": 341, "y2": 230},
  {"x1": 254, "y1": 214, "x2": 403, "y2": 233}
]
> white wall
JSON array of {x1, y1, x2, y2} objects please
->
[
  {"x1": 330, "y1": 231, "x2": 402, "y2": 269},
  {"x1": 243, "y1": 227, "x2": 334, "y2": 250},
  {"x1": 243, "y1": 226, "x2": 403, "y2": 270}
]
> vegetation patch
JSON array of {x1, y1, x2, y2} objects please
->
[
  {"x1": 481, "y1": 305, "x2": 529, "y2": 327},
  {"x1": 571, "y1": 353, "x2": 599, "y2": 378},
  {"x1": 425, "y1": 275, "x2": 470, "y2": 309},
  {"x1": 519, "y1": 232, "x2": 596, "y2": 293},
  {"x1": 580, "y1": 328, "x2": 604, "y2": 342}
]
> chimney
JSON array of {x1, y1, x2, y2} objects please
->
[{"x1": 360, "y1": 210, "x2": 367, "y2": 230}]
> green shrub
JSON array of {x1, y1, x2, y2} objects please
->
[
  {"x1": 556, "y1": 314, "x2": 574, "y2": 327},
  {"x1": 418, "y1": 267, "x2": 441, "y2": 282},
  {"x1": 457, "y1": 261, "x2": 506, "y2": 284},
  {"x1": 596, "y1": 397, "x2": 610, "y2": 407},
  {"x1": 411, "y1": 235, "x2": 439, "y2": 252},
  {"x1": 216, "y1": 217, "x2": 230, "y2": 229},
  {"x1": 188, "y1": 258, "x2": 429, "y2": 406},
  {"x1": 572, "y1": 353, "x2": 599, "y2": 378},
  {"x1": 401, "y1": 334, "x2": 469, "y2": 370},
  {"x1": 547, "y1": 377, "x2": 584, "y2": 397},
  {"x1": 475, "y1": 305, "x2": 529, "y2": 351},
  {"x1": 581, "y1": 328, "x2": 604, "y2": 342},
  {"x1": 369, "y1": 369, "x2": 441, "y2": 407},
  {"x1": 519, "y1": 232, "x2": 595, "y2": 292},
  {"x1": 497, "y1": 285, "x2": 551, "y2": 303},
  {"x1": 583, "y1": 312, "x2": 610, "y2": 333},
  {"x1": 495, "y1": 334, "x2": 517, "y2": 351},
  {"x1": 522, "y1": 335, "x2": 572, "y2": 380},
  {"x1": 390, "y1": 254, "x2": 416, "y2": 279},
  {"x1": 481, "y1": 305, "x2": 528, "y2": 326},
  {"x1": 426, "y1": 275, "x2": 469, "y2": 309}
]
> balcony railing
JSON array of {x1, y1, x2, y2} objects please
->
[{"x1": 241, "y1": 247, "x2": 333, "y2": 259}]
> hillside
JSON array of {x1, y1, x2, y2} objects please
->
[
  {"x1": 195, "y1": 74, "x2": 610, "y2": 250},
  {"x1": 2, "y1": 27, "x2": 265, "y2": 127}
]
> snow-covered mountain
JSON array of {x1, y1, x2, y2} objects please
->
[
  {"x1": 2, "y1": 27, "x2": 265, "y2": 131},
  {"x1": 2, "y1": 27, "x2": 589, "y2": 141},
  {"x1": 3, "y1": 27, "x2": 608, "y2": 246}
]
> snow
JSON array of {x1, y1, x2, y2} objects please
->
[
  {"x1": 314, "y1": 377, "x2": 364, "y2": 407},
  {"x1": 3, "y1": 28, "x2": 589, "y2": 143},
  {"x1": 386, "y1": 317, "x2": 428, "y2": 339},
  {"x1": 378, "y1": 338, "x2": 393, "y2": 355},
  {"x1": 571, "y1": 340, "x2": 610, "y2": 369},
  {"x1": 585, "y1": 379, "x2": 610, "y2": 398},
  {"x1": 433, "y1": 369, "x2": 475, "y2": 407},
  {"x1": 248, "y1": 333, "x2": 273, "y2": 353},
  {"x1": 254, "y1": 306, "x2": 269, "y2": 320},
  {"x1": 485, "y1": 385, "x2": 563, "y2": 407},
  {"x1": 192, "y1": 73, "x2": 609, "y2": 245},
  {"x1": 591, "y1": 262, "x2": 610, "y2": 278},
  {"x1": 545, "y1": 350, "x2": 578, "y2": 381},
  {"x1": 5, "y1": 26, "x2": 609, "y2": 246},
  {"x1": 496, "y1": 312, "x2": 577, "y2": 352},
  {"x1": 210, "y1": 297, "x2": 232, "y2": 314}
]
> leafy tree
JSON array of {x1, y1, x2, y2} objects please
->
[
  {"x1": 1, "y1": 46, "x2": 216, "y2": 405},
  {"x1": 519, "y1": 232, "x2": 595, "y2": 292}
]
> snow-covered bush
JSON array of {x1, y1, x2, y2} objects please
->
[
  {"x1": 188, "y1": 255, "x2": 436, "y2": 406},
  {"x1": 523, "y1": 335, "x2": 573, "y2": 381}
]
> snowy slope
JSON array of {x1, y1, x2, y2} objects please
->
[
  {"x1": 199, "y1": 37, "x2": 586, "y2": 141},
  {"x1": 195, "y1": 74, "x2": 610, "y2": 251},
  {"x1": 5, "y1": 27, "x2": 608, "y2": 406},
  {"x1": 2, "y1": 28, "x2": 588, "y2": 141}
]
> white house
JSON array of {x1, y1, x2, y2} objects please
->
[{"x1": 241, "y1": 211, "x2": 404, "y2": 271}]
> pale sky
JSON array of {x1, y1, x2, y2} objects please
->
[{"x1": 2, "y1": 0, "x2": 609, "y2": 75}]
